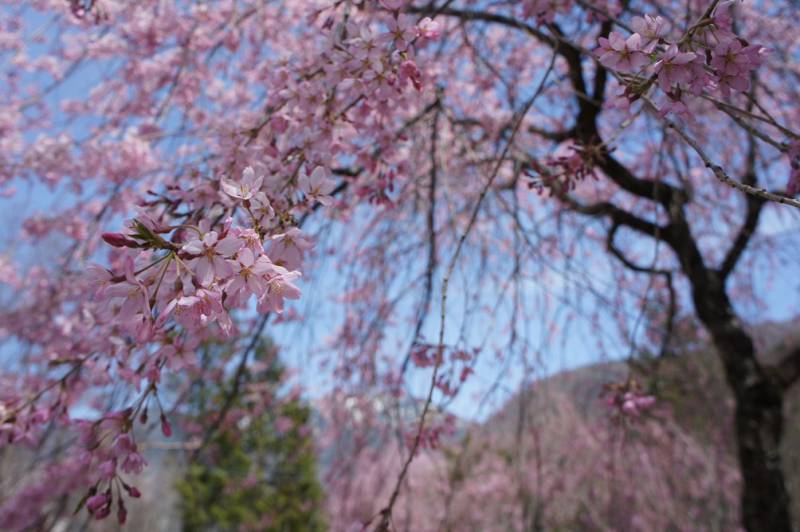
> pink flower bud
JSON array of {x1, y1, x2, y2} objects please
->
[
  {"x1": 117, "y1": 500, "x2": 127, "y2": 524},
  {"x1": 101, "y1": 232, "x2": 140, "y2": 248},
  {"x1": 123, "y1": 484, "x2": 142, "y2": 498},
  {"x1": 161, "y1": 414, "x2": 172, "y2": 437},
  {"x1": 86, "y1": 493, "x2": 109, "y2": 512}
]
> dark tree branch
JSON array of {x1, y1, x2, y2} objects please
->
[
  {"x1": 566, "y1": 198, "x2": 670, "y2": 243},
  {"x1": 606, "y1": 221, "x2": 677, "y2": 358},
  {"x1": 528, "y1": 125, "x2": 575, "y2": 142},
  {"x1": 407, "y1": 6, "x2": 554, "y2": 45},
  {"x1": 775, "y1": 346, "x2": 800, "y2": 390},
  {"x1": 720, "y1": 142, "x2": 766, "y2": 279},
  {"x1": 415, "y1": 5, "x2": 689, "y2": 210},
  {"x1": 401, "y1": 102, "x2": 441, "y2": 375},
  {"x1": 606, "y1": 221, "x2": 671, "y2": 275}
]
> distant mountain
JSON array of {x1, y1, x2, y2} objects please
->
[{"x1": 478, "y1": 323, "x2": 800, "y2": 531}]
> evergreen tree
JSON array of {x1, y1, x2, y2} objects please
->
[{"x1": 177, "y1": 340, "x2": 325, "y2": 531}]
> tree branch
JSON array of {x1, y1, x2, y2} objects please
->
[
  {"x1": 566, "y1": 198, "x2": 671, "y2": 243},
  {"x1": 720, "y1": 144, "x2": 766, "y2": 279},
  {"x1": 775, "y1": 346, "x2": 800, "y2": 390},
  {"x1": 606, "y1": 221, "x2": 677, "y2": 358}
]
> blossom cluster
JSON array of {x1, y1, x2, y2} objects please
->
[
  {"x1": 94, "y1": 167, "x2": 319, "y2": 343},
  {"x1": 603, "y1": 380, "x2": 657, "y2": 419},
  {"x1": 0, "y1": 0, "x2": 448, "y2": 522},
  {"x1": 524, "y1": 142, "x2": 600, "y2": 194},
  {"x1": 596, "y1": 2, "x2": 766, "y2": 115}
]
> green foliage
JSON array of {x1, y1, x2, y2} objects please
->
[{"x1": 177, "y1": 340, "x2": 325, "y2": 531}]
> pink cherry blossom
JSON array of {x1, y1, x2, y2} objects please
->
[
  {"x1": 597, "y1": 32, "x2": 649, "y2": 72},
  {"x1": 226, "y1": 247, "x2": 273, "y2": 300},
  {"x1": 269, "y1": 228, "x2": 313, "y2": 270},
  {"x1": 630, "y1": 14, "x2": 667, "y2": 52},
  {"x1": 220, "y1": 166, "x2": 264, "y2": 201},
  {"x1": 654, "y1": 45, "x2": 696, "y2": 91},
  {"x1": 249, "y1": 192, "x2": 275, "y2": 226},
  {"x1": 417, "y1": 18, "x2": 441, "y2": 40},
  {"x1": 181, "y1": 231, "x2": 243, "y2": 286},
  {"x1": 1, "y1": 1, "x2": 796, "y2": 529},
  {"x1": 299, "y1": 166, "x2": 337, "y2": 206},
  {"x1": 257, "y1": 266, "x2": 302, "y2": 314},
  {"x1": 384, "y1": 15, "x2": 418, "y2": 52},
  {"x1": 379, "y1": 0, "x2": 405, "y2": 11}
]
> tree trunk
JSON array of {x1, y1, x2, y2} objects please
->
[{"x1": 688, "y1": 268, "x2": 792, "y2": 531}]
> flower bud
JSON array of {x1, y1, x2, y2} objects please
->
[
  {"x1": 86, "y1": 493, "x2": 109, "y2": 512},
  {"x1": 101, "y1": 232, "x2": 140, "y2": 248},
  {"x1": 160, "y1": 414, "x2": 172, "y2": 437}
]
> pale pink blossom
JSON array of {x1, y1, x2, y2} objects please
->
[
  {"x1": 250, "y1": 191, "x2": 275, "y2": 225},
  {"x1": 226, "y1": 247, "x2": 273, "y2": 299},
  {"x1": 257, "y1": 266, "x2": 302, "y2": 313},
  {"x1": 299, "y1": 166, "x2": 336, "y2": 206},
  {"x1": 384, "y1": 15, "x2": 418, "y2": 52},
  {"x1": 654, "y1": 45, "x2": 696, "y2": 91},
  {"x1": 379, "y1": 0, "x2": 404, "y2": 10},
  {"x1": 220, "y1": 166, "x2": 264, "y2": 201},
  {"x1": 597, "y1": 32, "x2": 649, "y2": 72},
  {"x1": 417, "y1": 18, "x2": 441, "y2": 40},
  {"x1": 269, "y1": 227, "x2": 313, "y2": 270},
  {"x1": 181, "y1": 231, "x2": 242, "y2": 286},
  {"x1": 630, "y1": 14, "x2": 667, "y2": 52}
]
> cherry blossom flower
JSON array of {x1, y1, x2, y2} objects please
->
[
  {"x1": 597, "y1": 32, "x2": 649, "y2": 72},
  {"x1": 384, "y1": 15, "x2": 418, "y2": 52},
  {"x1": 226, "y1": 247, "x2": 273, "y2": 300},
  {"x1": 630, "y1": 14, "x2": 667, "y2": 52},
  {"x1": 379, "y1": 0, "x2": 405, "y2": 11},
  {"x1": 220, "y1": 166, "x2": 264, "y2": 201},
  {"x1": 175, "y1": 287, "x2": 234, "y2": 335},
  {"x1": 398, "y1": 59, "x2": 423, "y2": 91},
  {"x1": 102, "y1": 257, "x2": 152, "y2": 340},
  {"x1": 621, "y1": 391, "x2": 656, "y2": 416},
  {"x1": 249, "y1": 191, "x2": 275, "y2": 226},
  {"x1": 86, "y1": 493, "x2": 110, "y2": 513},
  {"x1": 711, "y1": 39, "x2": 763, "y2": 96},
  {"x1": 299, "y1": 166, "x2": 336, "y2": 206},
  {"x1": 654, "y1": 45, "x2": 696, "y2": 91},
  {"x1": 417, "y1": 18, "x2": 441, "y2": 40},
  {"x1": 269, "y1": 227, "x2": 313, "y2": 270},
  {"x1": 257, "y1": 265, "x2": 302, "y2": 314},
  {"x1": 181, "y1": 231, "x2": 242, "y2": 286}
]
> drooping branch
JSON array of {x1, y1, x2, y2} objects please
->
[
  {"x1": 401, "y1": 102, "x2": 441, "y2": 376},
  {"x1": 606, "y1": 221, "x2": 677, "y2": 358},
  {"x1": 606, "y1": 221, "x2": 670, "y2": 275},
  {"x1": 643, "y1": 98, "x2": 800, "y2": 209},
  {"x1": 720, "y1": 144, "x2": 766, "y2": 279}
]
